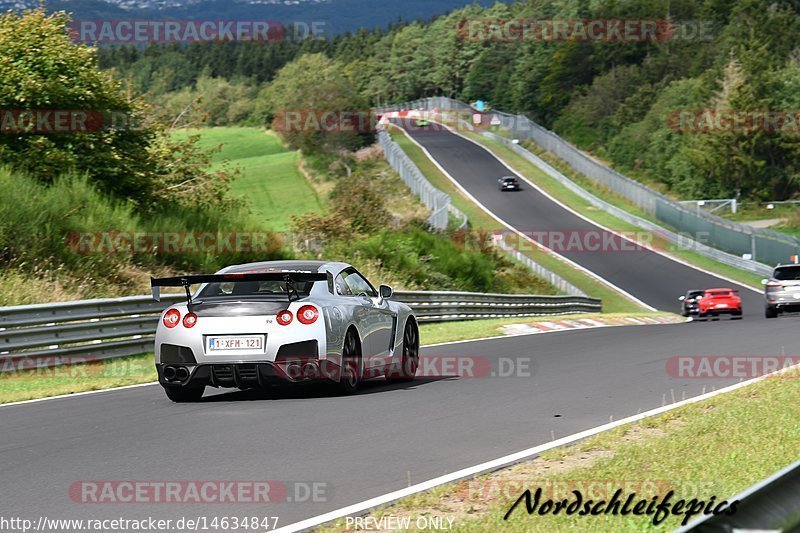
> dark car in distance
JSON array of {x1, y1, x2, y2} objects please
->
[
  {"x1": 498, "y1": 176, "x2": 520, "y2": 191},
  {"x1": 678, "y1": 290, "x2": 704, "y2": 317}
]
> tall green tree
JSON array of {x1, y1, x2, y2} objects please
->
[
  {"x1": 0, "y1": 9, "x2": 237, "y2": 211},
  {"x1": 258, "y1": 53, "x2": 371, "y2": 152}
]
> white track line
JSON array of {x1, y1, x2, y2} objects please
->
[
  {"x1": 391, "y1": 122, "x2": 656, "y2": 311},
  {"x1": 438, "y1": 121, "x2": 761, "y2": 295},
  {"x1": 276, "y1": 362, "x2": 798, "y2": 533}
]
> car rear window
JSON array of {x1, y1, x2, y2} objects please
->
[
  {"x1": 197, "y1": 280, "x2": 315, "y2": 300},
  {"x1": 773, "y1": 266, "x2": 800, "y2": 280}
]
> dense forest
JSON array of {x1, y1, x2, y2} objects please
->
[{"x1": 99, "y1": 0, "x2": 800, "y2": 201}]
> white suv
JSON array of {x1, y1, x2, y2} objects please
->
[{"x1": 763, "y1": 264, "x2": 800, "y2": 318}]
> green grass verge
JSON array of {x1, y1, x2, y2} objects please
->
[
  {"x1": 463, "y1": 129, "x2": 764, "y2": 290},
  {"x1": 174, "y1": 127, "x2": 325, "y2": 231},
  {"x1": 0, "y1": 312, "x2": 675, "y2": 404},
  {"x1": 0, "y1": 354, "x2": 156, "y2": 404},
  {"x1": 317, "y1": 369, "x2": 800, "y2": 532},
  {"x1": 388, "y1": 126, "x2": 647, "y2": 313}
]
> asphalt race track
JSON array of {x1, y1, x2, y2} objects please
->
[
  {"x1": 390, "y1": 119, "x2": 765, "y2": 315},
  {"x1": 1, "y1": 122, "x2": 794, "y2": 532}
]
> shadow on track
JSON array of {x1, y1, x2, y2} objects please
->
[{"x1": 199, "y1": 376, "x2": 452, "y2": 402}]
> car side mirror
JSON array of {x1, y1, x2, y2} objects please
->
[
  {"x1": 379, "y1": 285, "x2": 393, "y2": 300},
  {"x1": 678, "y1": 295, "x2": 685, "y2": 301},
  {"x1": 761, "y1": 279, "x2": 769, "y2": 285}
]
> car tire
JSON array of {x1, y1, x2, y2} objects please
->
[
  {"x1": 164, "y1": 386, "x2": 204, "y2": 403},
  {"x1": 387, "y1": 319, "x2": 419, "y2": 382},
  {"x1": 337, "y1": 329, "x2": 362, "y2": 395},
  {"x1": 765, "y1": 305, "x2": 778, "y2": 319}
]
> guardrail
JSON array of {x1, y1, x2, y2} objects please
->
[
  {"x1": 377, "y1": 129, "x2": 467, "y2": 230},
  {"x1": 397, "y1": 291, "x2": 600, "y2": 322},
  {"x1": 0, "y1": 291, "x2": 601, "y2": 371},
  {"x1": 678, "y1": 460, "x2": 800, "y2": 532}
]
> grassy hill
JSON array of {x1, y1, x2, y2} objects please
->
[{"x1": 173, "y1": 128, "x2": 325, "y2": 231}]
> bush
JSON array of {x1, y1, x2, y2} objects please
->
[{"x1": 0, "y1": 167, "x2": 291, "y2": 295}]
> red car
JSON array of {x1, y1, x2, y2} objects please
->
[{"x1": 696, "y1": 288, "x2": 743, "y2": 319}]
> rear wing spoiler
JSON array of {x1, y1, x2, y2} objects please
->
[{"x1": 150, "y1": 271, "x2": 329, "y2": 306}]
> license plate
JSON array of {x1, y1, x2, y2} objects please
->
[
  {"x1": 207, "y1": 336, "x2": 264, "y2": 352},
  {"x1": 715, "y1": 304, "x2": 728, "y2": 308}
]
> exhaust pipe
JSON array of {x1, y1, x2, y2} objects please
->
[
  {"x1": 286, "y1": 363, "x2": 302, "y2": 378},
  {"x1": 301, "y1": 361, "x2": 319, "y2": 378},
  {"x1": 163, "y1": 366, "x2": 177, "y2": 381},
  {"x1": 175, "y1": 367, "x2": 190, "y2": 381}
]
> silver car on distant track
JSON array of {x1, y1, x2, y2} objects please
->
[
  {"x1": 151, "y1": 261, "x2": 419, "y2": 402},
  {"x1": 763, "y1": 264, "x2": 800, "y2": 318}
]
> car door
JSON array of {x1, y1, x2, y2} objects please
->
[{"x1": 339, "y1": 269, "x2": 395, "y2": 372}]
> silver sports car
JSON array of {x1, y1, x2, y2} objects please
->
[{"x1": 151, "y1": 260, "x2": 419, "y2": 402}]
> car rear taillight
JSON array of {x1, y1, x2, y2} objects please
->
[
  {"x1": 163, "y1": 309, "x2": 181, "y2": 328},
  {"x1": 766, "y1": 281, "x2": 783, "y2": 291},
  {"x1": 277, "y1": 310, "x2": 293, "y2": 326},
  {"x1": 182, "y1": 312, "x2": 198, "y2": 328},
  {"x1": 297, "y1": 305, "x2": 319, "y2": 325}
]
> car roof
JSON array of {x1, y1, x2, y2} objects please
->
[
  {"x1": 774, "y1": 264, "x2": 800, "y2": 269},
  {"x1": 704, "y1": 288, "x2": 736, "y2": 292},
  {"x1": 221, "y1": 260, "x2": 339, "y2": 274},
  {"x1": 501, "y1": 176, "x2": 517, "y2": 180}
]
